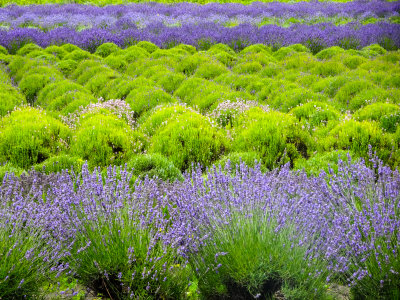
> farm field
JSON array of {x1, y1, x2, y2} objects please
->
[{"x1": 0, "y1": 1, "x2": 400, "y2": 300}]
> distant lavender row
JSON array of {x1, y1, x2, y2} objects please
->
[
  {"x1": 1, "y1": 22, "x2": 399, "y2": 52},
  {"x1": 0, "y1": 2, "x2": 398, "y2": 30}
]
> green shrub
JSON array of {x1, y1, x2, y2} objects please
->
[
  {"x1": 290, "y1": 101, "x2": 341, "y2": 129},
  {"x1": 268, "y1": 88, "x2": 328, "y2": 112},
  {"x1": 94, "y1": 42, "x2": 120, "y2": 58},
  {"x1": 63, "y1": 49, "x2": 93, "y2": 62},
  {"x1": 311, "y1": 60, "x2": 347, "y2": 77},
  {"x1": 232, "y1": 61, "x2": 262, "y2": 74},
  {"x1": 99, "y1": 77, "x2": 152, "y2": 100},
  {"x1": 0, "y1": 107, "x2": 71, "y2": 168},
  {"x1": 208, "y1": 43, "x2": 236, "y2": 55},
  {"x1": 125, "y1": 86, "x2": 175, "y2": 117},
  {"x1": 70, "y1": 60, "x2": 102, "y2": 80},
  {"x1": 353, "y1": 103, "x2": 400, "y2": 133},
  {"x1": 361, "y1": 44, "x2": 387, "y2": 57},
  {"x1": 0, "y1": 45, "x2": 8, "y2": 55},
  {"x1": 126, "y1": 153, "x2": 183, "y2": 182},
  {"x1": 44, "y1": 45, "x2": 68, "y2": 59},
  {"x1": 272, "y1": 47, "x2": 296, "y2": 60},
  {"x1": 60, "y1": 43, "x2": 80, "y2": 53},
  {"x1": 257, "y1": 79, "x2": 298, "y2": 103},
  {"x1": 311, "y1": 75, "x2": 348, "y2": 98},
  {"x1": 18, "y1": 73, "x2": 60, "y2": 104},
  {"x1": 7, "y1": 56, "x2": 32, "y2": 80},
  {"x1": 56, "y1": 59, "x2": 78, "y2": 76},
  {"x1": 25, "y1": 50, "x2": 58, "y2": 63},
  {"x1": 0, "y1": 90, "x2": 26, "y2": 116},
  {"x1": 49, "y1": 90, "x2": 96, "y2": 114},
  {"x1": 0, "y1": 53, "x2": 11, "y2": 65},
  {"x1": 104, "y1": 54, "x2": 128, "y2": 72},
  {"x1": 122, "y1": 45, "x2": 149, "y2": 63},
  {"x1": 156, "y1": 71, "x2": 186, "y2": 94},
  {"x1": 323, "y1": 119, "x2": 393, "y2": 162},
  {"x1": 315, "y1": 46, "x2": 345, "y2": 60},
  {"x1": 282, "y1": 52, "x2": 317, "y2": 71},
  {"x1": 194, "y1": 61, "x2": 228, "y2": 79},
  {"x1": 342, "y1": 55, "x2": 367, "y2": 69},
  {"x1": 33, "y1": 154, "x2": 86, "y2": 174},
  {"x1": 70, "y1": 112, "x2": 147, "y2": 167},
  {"x1": 177, "y1": 52, "x2": 210, "y2": 75},
  {"x1": 240, "y1": 43, "x2": 272, "y2": 55},
  {"x1": 172, "y1": 43, "x2": 197, "y2": 55},
  {"x1": 288, "y1": 43, "x2": 310, "y2": 53},
  {"x1": 84, "y1": 71, "x2": 120, "y2": 95},
  {"x1": 259, "y1": 62, "x2": 280, "y2": 78},
  {"x1": 16, "y1": 43, "x2": 42, "y2": 56},
  {"x1": 36, "y1": 79, "x2": 87, "y2": 108},
  {"x1": 135, "y1": 41, "x2": 159, "y2": 53},
  {"x1": 334, "y1": 80, "x2": 375, "y2": 111},
  {"x1": 233, "y1": 108, "x2": 313, "y2": 169},
  {"x1": 214, "y1": 151, "x2": 267, "y2": 173},
  {"x1": 149, "y1": 111, "x2": 228, "y2": 171},
  {"x1": 138, "y1": 104, "x2": 193, "y2": 136},
  {"x1": 76, "y1": 65, "x2": 115, "y2": 86},
  {"x1": 382, "y1": 75, "x2": 400, "y2": 89},
  {"x1": 294, "y1": 150, "x2": 354, "y2": 176}
]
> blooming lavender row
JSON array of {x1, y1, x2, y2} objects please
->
[
  {"x1": 1, "y1": 22, "x2": 399, "y2": 52},
  {"x1": 0, "y1": 2, "x2": 398, "y2": 31},
  {"x1": 1, "y1": 154, "x2": 399, "y2": 297}
]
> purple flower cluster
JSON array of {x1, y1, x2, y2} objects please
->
[
  {"x1": 1, "y1": 153, "x2": 399, "y2": 297},
  {"x1": 1, "y1": 22, "x2": 399, "y2": 52}
]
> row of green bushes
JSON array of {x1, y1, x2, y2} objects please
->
[{"x1": 0, "y1": 42, "x2": 399, "y2": 181}]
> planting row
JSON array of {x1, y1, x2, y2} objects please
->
[
  {"x1": 0, "y1": 42, "x2": 399, "y2": 179},
  {"x1": 0, "y1": 2, "x2": 399, "y2": 30},
  {"x1": 1, "y1": 156, "x2": 399, "y2": 299}
]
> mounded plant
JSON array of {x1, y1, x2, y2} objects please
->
[{"x1": 0, "y1": 106, "x2": 71, "y2": 168}]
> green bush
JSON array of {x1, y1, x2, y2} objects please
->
[
  {"x1": 56, "y1": 59, "x2": 78, "y2": 76},
  {"x1": 334, "y1": 80, "x2": 375, "y2": 111},
  {"x1": 126, "y1": 153, "x2": 183, "y2": 182},
  {"x1": 290, "y1": 101, "x2": 341, "y2": 129},
  {"x1": 49, "y1": 90, "x2": 96, "y2": 115},
  {"x1": 84, "y1": 71, "x2": 120, "y2": 96},
  {"x1": 25, "y1": 50, "x2": 58, "y2": 63},
  {"x1": 0, "y1": 45, "x2": 8, "y2": 55},
  {"x1": 177, "y1": 52, "x2": 211, "y2": 75},
  {"x1": 125, "y1": 86, "x2": 175, "y2": 117},
  {"x1": 122, "y1": 45, "x2": 149, "y2": 63},
  {"x1": 233, "y1": 108, "x2": 313, "y2": 169},
  {"x1": 268, "y1": 88, "x2": 328, "y2": 112},
  {"x1": 0, "y1": 90, "x2": 26, "y2": 116},
  {"x1": 94, "y1": 42, "x2": 120, "y2": 58},
  {"x1": 76, "y1": 65, "x2": 116, "y2": 86},
  {"x1": 36, "y1": 79, "x2": 88, "y2": 108},
  {"x1": 382, "y1": 75, "x2": 400, "y2": 89},
  {"x1": 311, "y1": 60, "x2": 347, "y2": 77},
  {"x1": 208, "y1": 43, "x2": 236, "y2": 55},
  {"x1": 294, "y1": 150, "x2": 354, "y2": 176},
  {"x1": 272, "y1": 47, "x2": 296, "y2": 60},
  {"x1": 138, "y1": 104, "x2": 193, "y2": 136},
  {"x1": 323, "y1": 119, "x2": 393, "y2": 162},
  {"x1": 0, "y1": 107, "x2": 71, "y2": 168},
  {"x1": 104, "y1": 54, "x2": 128, "y2": 72},
  {"x1": 149, "y1": 111, "x2": 228, "y2": 171},
  {"x1": 232, "y1": 61, "x2": 262, "y2": 74},
  {"x1": 18, "y1": 72, "x2": 61, "y2": 105},
  {"x1": 354, "y1": 103, "x2": 400, "y2": 133},
  {"x1": 282, "y1": 52, "x2": 317, "y2": 71},
  {"x1": 63, "y1": 49, "x2": 93, "y2": 62},
  {"x1": 315, "y1": 46, "x2": 345, "y2": 60},
  {"x1": 99, "y1": 77, "x2": 152, "y2": 100},
  {"x1": 257, "y1": 79, "x2": 298, "y2": 103},
  {"x1": 60, "y1": 43, "x2": 80, "y2": 53},
  {"x1": 194, "y1": 61, "x2": 228, "y2": 79},
  {"x1": 311, "y1": 75, "x2": 348, "y2": 98},
  {"x1": 361, "y1": 44, "x2": 387, "y2": 57},
  {"x1": 156, "y1": 71, "x2": 186, "y2": 94},
  {"x1": 70, "y1": 112, "x2": 147, "y2": 167},
  {"x1": 342, "y1": 55, "x2": 367, "y2": 69},
  {"x1": 16, "y1": 43, "x2": 42, "y2": 56},
  {"x1": 33, "y1": 154, "x2": 86, "y2": 174},
  {"x1": 44, "y1": 45, "x2": 68, "y2": 59},
  {"x1": 70, "y1": 59, "x2": 103, "y2": 80},
  {"x1": 135, "y1": 41, "x2": 159, "y2": 53},
  {"x1": 240, "y1": 43, "x2": 272, "y2": 55}
]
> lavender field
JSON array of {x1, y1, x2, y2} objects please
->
[{"x1": 0, "y1": 1, "x2": 399, "y2": 299}]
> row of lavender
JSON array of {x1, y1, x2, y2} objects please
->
[
  {"x1": 0, "y1": 2, "x2": 399, "y2": 30},
  {"x1": 1, "y1": 22, "x2": 399, "y2": 53},
  {"x1": 1, "y1": 155, "x2": 399, "y2": 298},
  {"x1": 0, "y1": 2, "x2": 399, "y2": 52}
]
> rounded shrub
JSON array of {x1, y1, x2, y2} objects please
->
[
  {"x1": 60, "y1": 43, "x2": 81, "y2": 53},
  {"x1": 342, "y1": 55, "x2": 367, "y2": 69},
  {"x1": 315, "y1": 46, "x2": 345, "y2": 60},
  {"x1": 122, "y1": 45, "x2": 149, "y2": 63},
  {"x1": 25, "y1": 50, "x2": 58, "y2": 63},
  {"x1": 63, "y1": 49, "x2": 93, "y2": 62},
  {"x1": 94, "y1": 43, "x2": 120, "y2": 58},
  {"x1": 0, "y1": 45, "x2": 8, "y2": 55},
  {"x1": 48, "y1": 90, "x2": 96, "y2": 115},
  {"x1": 136, "y1": 41, "x2": 159, "y2": 54},
  {"x1": 156, "y1": 71, "x2": 186, "y2": 94},
  {"x1": 84, "y1": 71, "x2": 120, "y2": 96},
  {"x1": 70, "y1": 112, "x2": 147, "y2": 167},
  {"x1": 16, "y1": 43, "x2": 42, "y2": 56},
  {"x1": 323, "y1": 119, "x2": 393, "y2": 162},
  {"x1": 76, "y1": 65, "x2": 115, "y2": 86},
  {"x1": 361, "y1": 44, "x2": 387, "y2": 57},
  {"x1": 138, "y1": 104, "x2": 193, "y2": 136},
  {"x1": 44, "y1": 45, "x2": 68, "y2": 60},
  {"x1": 0, "y1": 90, "x2": 26, "y2": 116},
  {"x1": 0, "y1": 107, "x2": 71, "y2": 168},
  {"x1": 334, "y1": 80, "x2": 375, "y2": 111},
  {"x1": 290, "y1": 101, "x2": 341, "y2": 129},
  {"x1": 194, "y1": 61, "x2": 229, "y2": 79},
  {"x1": 70, "y1": 60, "x2": 101, "y2": 80},
  {"x1": 33, "y1": 154, "x2": 86, "y2": 174},
  {"x1": 57, "y1": 59, "x2": 78, "y2": 76},
  {"x1": 18, "y1": 73, "x2": 60, "y2": 105},
  {"x1": 232, "y1": 61, "x2": 263, "y2": 74},
  {"x1": 104, "y1": 54, "x2": 128, "y2": 72},
  {"x1": 177, "y1": 52, "x2": 210, "y2": 75},
  {"x1": 208, "y1": 43, "x2": 236, "y2": 55},
  {"x1": 125, "y1": 86, "x2": 175, "y2": 118},
  {"x1": 149, "y1": 111, "x2": 228, "y2": 171},
  {"x1": 311, "y1": 61, "x2": 347, "y2": 77},
  {"x1": 272, "y1": 47, "x2": 296, "y2": 61},
  {"x1": 311, "y1": 75, "x2": 348, "y2": 98},
  {"x1": 126, "y1": 153, "x2": 183, "y2": 183},
  {"x1": 240, "y1": 44, "x2": 272, "y2": 55},
  {"x1": 353, "y1": 103, "x2": 400, "y2": 133},
  {"x1": 233, "y1": 108, "x2": 313, "y2": 169},
  {"x1": 99, "y1": 77, "x2": 152, "y2": 100},
  {"x1": 268, "y1": 88, "x2": 328, "y2": 112}
]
